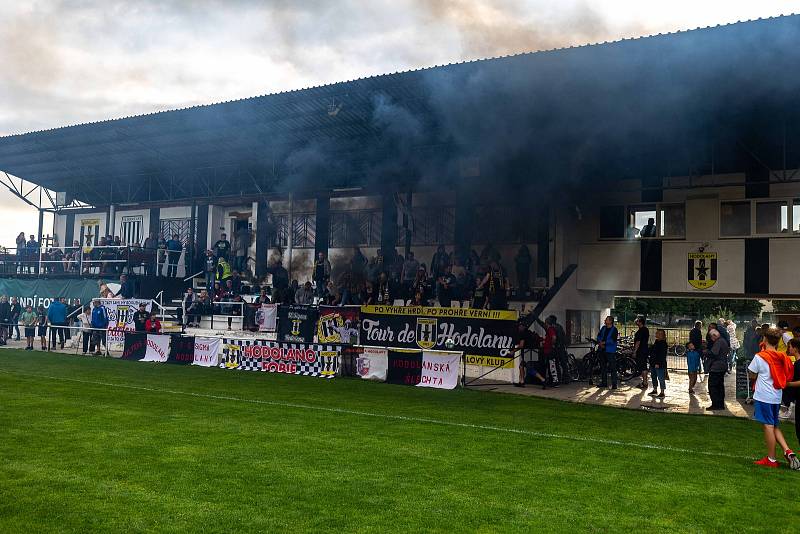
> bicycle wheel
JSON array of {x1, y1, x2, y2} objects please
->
[
  {"x1": 581, "y1": 353, "x2": 599, "y2": 383},
  {"x1": 673, "y1": 344, "x2": 686, "y2": 357},
  {"x1": 618, "y1": 356, "x2": 638, "y2": 381},
  {"x1": 567, "y1": 353, "x2": 580, "y2": 382}
]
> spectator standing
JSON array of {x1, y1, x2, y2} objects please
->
[
  {"x1": 639, "y1": 218, "x2": 657, "y2": 237},
  {"x1": 705, "y1": 329, "x2": 729, "y2": 411},
  {"x1": 9, "y1": 297, "x2": 21, "y2": 341},
  {"x1": 431, "y1": 245, "x2": 450, "y2": 281},
  {"x1": 596, "y1": 316, "x2": 619, "y2": 389},
  {"x1": 633, "y1": 316, "x2": 650, "y2": 389},
  {"x1": 77, "y1": 305, "x2": 92, "y2": 354},
  {"x1": 90, "y1": 299, "x2": 109, "y2": 355},
  {"x1": 145, "y1": 312, "x2": 162, "y2": 334},
  {"x1": 133, "y1": 303, "x2": 149, "y2": 332},
  {"x1": 156, "y1": 237, "x2": 167, "y2": 276},
  {"x1": 535, "y1": 315, "x2": 561, "y2": 387},
  {"x1": 726, "y1": 319, "x2": 740, "y2": 372},
  {"x1": 213, "y1": 233, "x2": 231, "y2": 261},
  {"x1": 143, "y1": 232, "x2": 159, "y2": 276},
  {"x1": 47, "y1": 297, "x2": 67, "y2": 350},
  {"x1": 15, "y1": 232, "x2": 26, "y2": 273},
  {"x1": 375, "y1": 272, "x2": 392, "y2": 305},
  {"x1": 204, "y1": 250, "x2": 216, "y2": 290},
  {"x1": 166, "y1": 234, "x2": 182, "y2": 278},
  {"x1": 436, "y1": 265, "x2": 457, "y2": 308},
  {"x1": 36, "y1": 305, "x2": 48, "y2": 350},
  {"x1": 689, "y1": 320, "x2": 703, "y2": 350},
  {"x1": 295, "y1": 282, "x2": 314, "y2": 305},
  {"x1": 743, "y1": 320, "x2": 760, "y2": 360},
  {"x1": 21, "y1": 305, "x2": 37, "y2": 350},
  {"x1": 0, "y1": 296, "x2": 10, "y2": 342},
  {"x1": 648, "y1": 329, "x2": 668, "y2": 398},
  {"x1": 748, "y1": 327, "x2": 799, "y2": 469},
  {"x1": 350, "y1": 247, "x2": 367, "y2": 278},
  {"x1": 510, "y1": 321, "x2": 546, "y2": 388},
  {"x1": 401, "y1": 252, "x2": 420, "y2": 298},
  {"x1": 312, "y1": 252, "x2": 332, "y2": 297},
  {"x1": 215, "y1": 256, "x2": 233, "y2": 286},
  {"x1": 686, "y1": 341, "x2": 701, "y2": 394},
  {"x1": 483, "y1": 261, "x2": 508, "y2": 310},
  {"x1": 514, "y1": 245, "x2": 532, "y2": 291},
  {"x1": 785, "y1": 339, "x2": 800, "y2": 450},
  {"x1": 471, "y1": 275, "x2": 487, "y2": 309},
  {"x1": 233, "y1": 228, "x2": 250, "y2": 274},
  {"x1": 777, "y1": 321, "x2": 792, "y2": 353},
  {"x1": 117, "y1": 274, "x2": 134, "y2": 299}
]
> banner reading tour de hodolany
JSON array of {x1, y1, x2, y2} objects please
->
[
  {"x1": 220, "y1": 338, "x2": 338, "y2": 378},
  {"x1": 316, "y1": 305, "x2": 360, "y2": 345},
  {"x1": 359, "y1": 305, "x2": 518, "y2": 361}
]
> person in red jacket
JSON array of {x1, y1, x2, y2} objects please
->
[{"x1": 145, "y1": 312, "x2": 162, "y2": 334}]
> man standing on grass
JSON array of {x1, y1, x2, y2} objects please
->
[{"x1": 748, "y1": 327, "x2": 800, "y2": 469}]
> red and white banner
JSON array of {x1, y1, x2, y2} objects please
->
[
  {"x1": 192, "y1": 337, "x2": 221, "y2": 367},
  {"x1": 140, "y1": 334, "x2": 170, "y2": 362},
  {"x1": 419, "y1": 351, "x2": 460, "y2": 390},
  {"x1": 357, "y1": 347, "x2": 388, "y2": 381},
  {"x1": 256, "y1": 304, "x2": 278, "y2": 332}
]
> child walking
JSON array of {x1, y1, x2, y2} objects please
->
[
  {"x1": 686, "y1": 341, "x2": 701, "y2": 394},
  {"x1": 748, "y1": 327, "x2": 800, "y2": 469},
  {"x1": 20, "y1": 304, "x2": 37, "y2": 350},
  {"x1": 648, "y1": 329, "x2": 668, "y2": 398}
]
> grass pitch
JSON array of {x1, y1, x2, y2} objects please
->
[{"x1": 0, "y1": 349, "x2": 798, "y2": 533}]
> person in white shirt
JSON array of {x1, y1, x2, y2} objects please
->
[
  {"x1": 747, "y1": 326, "x2": 799, "y2": 469},
  {"x1": 725, "y1": 319, "x2": 740, "y2": 372},
  {"x1": 77, "y1": 305, "x2": 92, "y2": 355}
]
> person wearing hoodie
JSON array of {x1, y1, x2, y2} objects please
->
[
  {"x1": 46, "y1": 297, "x2": 68, "y2": 350},
  {"x1": 747, "y1": 326, "x2": 799, "y2": 469}
]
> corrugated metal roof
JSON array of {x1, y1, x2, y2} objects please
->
[{"x1": 1, "y1": 14, "x2": 799, "y2": 206}]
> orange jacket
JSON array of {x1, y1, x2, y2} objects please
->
[{"x1": 757, "y1": 349, "x2": 794, "y2": 390}]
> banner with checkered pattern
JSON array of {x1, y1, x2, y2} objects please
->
[{"x1": 220, "y1": 338, "x2": 339, "y2": 378}]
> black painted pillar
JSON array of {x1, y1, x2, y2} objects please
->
[
  {"x1": 65, "y1": 213, "x2": 75, "y2": 248},
  {"x1": 149, "y1": 208, "x2": 160, "y2": 238},
  {"x1": 255, "y1": 201, "x2": 270, "y2": 277},
  {"x1": 195, "y1": 204, "x2": 209, "y2": 272},
  {"x1": 380, "y1": 191, "x2": 398, "y2": 254},
  {"x1": 315, "y1": 194, "x2": 330, "y2": 257}
]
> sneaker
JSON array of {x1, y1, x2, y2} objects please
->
[
  {"x1": 657, "y1": 391, "x2": 665, "y2": 398},
  {"x1": 784, "y1": 450, "x2": 800, "y2": 470},
  {"x1": 754, "y1": 456, "x2": 779, "y2": 468},
  {"x1": 648, "y1": 390, "x2": 658, "y2": 396}
]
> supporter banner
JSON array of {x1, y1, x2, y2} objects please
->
[
  {"x1": 167, "y1": 335, "x2": 195, "y2": 365},
  {"x1": 317, "y1": 306, "x2": 360, "y2": 345},
  {"x1": 141, "y1": 334, "x2": 170, "y2": 362},
  {"x1": 256, "y1": 304, "x2": 278, "y2": 332},
  {"x1": 359, "y1": 305, "x2": 517, "y2": 357},
  {"x1": 192, "y1": 337, "x2": 221, "y2": 367},
  {"x1": 464, "y1": 355, "x2": 515, "y2": 369},
  {"x1": 101, "y1": 298, "x2": 152, "y2": 345},
  {"x1": 0, "y1": 278, "x2": 99, "y2": 308},
  {"x1": 419, "y1": 351, "x2": 460, "y2": 390},
  {"x1": 386, "y1": 350, "x2": 423, "y2": 386},
  {"x1": 357, "y1": 347, "x2": 388, "y2": 381},
  {"x1": 278, "y1": 304, "x2": 318, "y2": 343},
  {"x1": 220, "y1": 338, "x2": 338, "y2": 378},
  {"x1": 122, "y1": 332, "x2": 146, "y2": 360}
]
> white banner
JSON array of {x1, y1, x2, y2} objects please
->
[
  {"x1": 141, "y1": 334, "x2": 170, "y2": 362},
  {"x1": 100, "y1": 298, "x2": 152, "y2": 346},
  {"x1": 357, "y1": 347, "x2": 388, "y2": 381},
  {"x1": 419, "y1": 352, "x2": 460, "y2": 390},
  {"x1": 256, "y1": 304, "x2": 278, "y2": 332},
  {"x1": 192, "y1": 337, "x2": 222, "y2": 367}
]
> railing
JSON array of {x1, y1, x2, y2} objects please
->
[{"x1": 0, "y1": 245, "x2": 184, "y2": 277}]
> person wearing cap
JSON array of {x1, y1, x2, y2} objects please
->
[{"x1": 133, "y1": 303, "x2": 149, "y2": 332}]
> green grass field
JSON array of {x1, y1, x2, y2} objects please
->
[{"x1": 1, "y1": 349, "x2": 798, "y2": 533}]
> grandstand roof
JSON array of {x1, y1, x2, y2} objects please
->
[{"x1": 2, "y1": 15, "x2": 800, "y2": 207}]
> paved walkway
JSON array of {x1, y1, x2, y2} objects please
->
[{"x1": 472, "y1": 371, "x2": 757, "y2": 418}]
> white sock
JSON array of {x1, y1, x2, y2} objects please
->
[{"x1": 768, "y1": 457, "x2": 776, "y2": 462}]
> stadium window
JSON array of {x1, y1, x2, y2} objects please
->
[
  {"x1": 627, "y1": 205, "x2": 657, "y2": 238},
  {"x1": 794, "y1": 200, "x2": 800, "y2": 234},
  {"x1": 755, "y1": 201, "x2": 788, "y2": 235},
  {"x1": 566, "y1": 310, "x2": 600, "y2": 346},
  {"x1": 598, "y1": 205, "x2": 625, "y2": 239},
  {"x1": 659, "y1": 203, "x2": 685, "y2": 238},
  {"x1": 720, "y1": 201, "x2": 751, "y2": 237}
]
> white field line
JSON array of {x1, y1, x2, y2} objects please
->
[{"x1": 0, "y1": 369, "x2": 755, "y2": 461}]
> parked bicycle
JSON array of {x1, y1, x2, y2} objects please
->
[{"x1": 580, "y1": 337, "x2": 638, "y2": 384}]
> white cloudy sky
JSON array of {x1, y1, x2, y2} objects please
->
[{"x1": 1, "y1": 0, "x2": 799, "y2": 247}]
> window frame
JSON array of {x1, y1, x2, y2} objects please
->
[
  {"x1": 719, "y1": 197, "x2": 800, "y2": 239},
  {"x1": 598, "y1": 202, "x2": 686, "y2": 241}
]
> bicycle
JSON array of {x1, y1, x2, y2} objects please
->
[{"x1": 580, "y1": 337, "x2": 638, "y2": 384}]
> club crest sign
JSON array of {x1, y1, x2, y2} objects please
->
[
  {"x1": 688, "y1": 252, "x2": 717, "y2": 290},
  {"x1": 415, "y1": 318, "x2": 437, "y2": 349}
]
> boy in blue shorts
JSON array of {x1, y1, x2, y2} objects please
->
[
  {"x1": 686, "y1": 341, "x2": 701, "y2": 394},
  {"x1": 748, "y1": 327, "x2": 800, "y2": 469}
]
